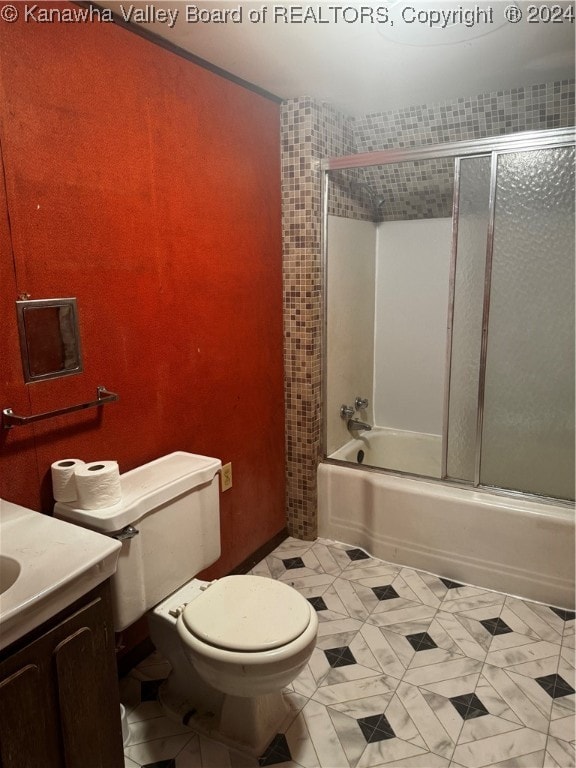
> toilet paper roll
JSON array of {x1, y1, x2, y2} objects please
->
[
  {"x1": 51, "y1": 459, "x2": 85, "y2": 503},
  {"x1": 74, "y1": 461, "x2": 122, "y2": 509}
]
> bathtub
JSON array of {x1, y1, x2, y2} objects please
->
[
  {"x1": 318, "y1": 461, "x2": 575, "y2": 608},
  {"x1": 329, "y1": 426, "x2": 442, "y2": 477}
]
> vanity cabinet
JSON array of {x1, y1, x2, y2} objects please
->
[{"x1": 0, "y1": 580, "x2": 124, "y2": 768}]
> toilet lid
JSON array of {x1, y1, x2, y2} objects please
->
[{"x1": 180, "y1": 575, "x2": 311, "y2": 651}]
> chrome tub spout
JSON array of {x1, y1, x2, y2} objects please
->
[{"x1": 347, "y1": 419, "x2": 372, "y2": 431}]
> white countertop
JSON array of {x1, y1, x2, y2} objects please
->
[{"x1": 0, "y1": 498, "x2": 121, "y2": 652}]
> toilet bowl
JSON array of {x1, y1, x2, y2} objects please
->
[
  {"x1": 149, "y1": 574, "x2": 318, "y2": 755},
  {"x1": 178, "y1": 575, "x2": 318, "y2": 695},
  {"x1": 54, "y1": 452, "x2": 318, "y2": 756}
]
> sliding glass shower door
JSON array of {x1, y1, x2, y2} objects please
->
[
  {"x1": 446, "y1": 144, "x2": 575, "y2": 501},
  {"x1": 324, "y1": 129, "x2": 574, "y2": 502},
  {"x1": 480, "y1": 146, "x2": 575, "y2": 499}
]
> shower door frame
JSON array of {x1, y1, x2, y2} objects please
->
[{"x1": 321, "y1": 127, "x2": 575, "y2": 503}]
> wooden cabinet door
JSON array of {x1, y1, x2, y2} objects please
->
[
  {"x1": 0, "y1": 661, "x2": 61, "y2": 768},
  {"x1": 0, "y1": 586, "x2": 124, "y2": 768}
]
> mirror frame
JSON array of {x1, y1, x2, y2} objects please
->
[{"x1": 16, "y1": 298, "x2": 83, "y2": 383}]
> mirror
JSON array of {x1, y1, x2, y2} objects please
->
[{"x1": 16, "y1": 298, "x2": 83, "y2": 382}]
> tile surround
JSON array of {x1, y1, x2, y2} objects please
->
[
  {"x1": 280, "y1": 80, "x2": 575, "y2": 540},
  {"x1": 120, "y1": 537, "x2": 576, "y2": 768}
]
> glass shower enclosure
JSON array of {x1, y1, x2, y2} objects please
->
[{"x1": 322, "y1": 129, "x2": 575, "y2": 503}]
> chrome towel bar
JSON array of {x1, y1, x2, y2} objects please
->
[{"x1": 2, "y1": 386, "x2": 119, "y2": 429}]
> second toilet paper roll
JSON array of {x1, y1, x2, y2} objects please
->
[
  {"x1": 51, "y1": 458, "x2": 85, "y2": 502},
  {"x1": 75, "y1": 461, "x2": 122, "y2": 509}
]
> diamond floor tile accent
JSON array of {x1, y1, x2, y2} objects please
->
[
  {"x1": 357, "y1": 713, "x2": 396, "y2": 743},
  {"x1": 549, "y1": 606, "x2": 576, "y2": 622},
  {"x1": 371, "y1": 584, "x2": 400, "y2": 601},
  {"x1": 440, "y1": 578, "x2": 464, "y2": 589},
  {"x1": 346, "y1": 548, "x2": 371, "y2": 561},
  {"x1": 119, "y1": 536, "x2": 574, "y2": 768},
  {"x1": 535, "y1": 673, "x2": 576, "y2": 699},
  {"x1": 405, "y1": 632, "x2": 438, "y2": 652},
  {"x1": 479, "y1": 617, "x2": 514, "y2": 636},
  {"x1": 258, "y1": 733, "x2": 292, "y2": 765},
  {"x1": 324, "y1": 645, "x2": 357, "y2": 668},
  {"x1": 139, "y1": 679, "x2": 163, "y2": 702},
  {"x1": 307, "y1": 596, "x2": 328, "y2": 611},
  {"x1": 449, "y1": 692, "x2": 489, "y2": 720},
  {"x1": 142, "y1": 761, "x2": 175, "y2": 768}
]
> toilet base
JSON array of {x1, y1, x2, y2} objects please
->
[
  {"x1": 159, "y1": 675, "x2": 290, "y2": 756},
  {"x1": 219, "y1": 692, "x2": 289, "y2": 756}
]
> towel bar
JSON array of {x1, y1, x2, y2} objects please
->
[{"x1": 2, "y1": 386, "x2": 119, "y2": 429}]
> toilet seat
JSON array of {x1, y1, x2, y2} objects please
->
[{"x1": 180, "y1": 575, "x2": 311, "y2": 651}]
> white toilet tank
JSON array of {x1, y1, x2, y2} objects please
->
[{"x1": 54, "y1": 452, "x2": 222, "y2": 631}]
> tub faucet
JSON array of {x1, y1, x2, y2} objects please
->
[{"x1": 347, "y1": 418, "x2": 372, "y2": 432}]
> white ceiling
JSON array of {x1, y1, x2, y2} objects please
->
[{"x1": 101, "y1": 1, "x2": 575, "y2": 115}]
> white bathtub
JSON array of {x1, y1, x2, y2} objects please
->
[
  {"x1": 318, "y1": 461, "x2": 575, "y2": 608},
  {"x1": 329, "y1": 426, "x2": 442, "y2": 477}
]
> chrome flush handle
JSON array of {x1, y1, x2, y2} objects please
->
[{"x1": 113, "y1": 525, "x2": 139, "y2": 541}]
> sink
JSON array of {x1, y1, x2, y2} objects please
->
[
  {"x1": 0, "y1": 555, "x2": 21, "y2": 595},
  {"x1": 0, "y1": 499, "x2": 121, "y2": 652}
]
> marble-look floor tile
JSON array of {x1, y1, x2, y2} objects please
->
[
  {"x1": 120, "y1": 536, "x2": 573, "y2": 768},
  {"x1": 308, "y1": 540, "x2": 348, "y2": 576},
  {"x1": 126, "y1": 715, "x2": 192, "y2": 747},
  {"x1": 281, "y1": 572, "x2": 337, "y2": 591},
  {"x1": 337, "y1": 563, "x2": 401, "y2": 584},
  {"x1": 134, "y1": 651, "x2": 172, "y2": 681},
  {"x1": 434, "y1": 610, "x2": 492, "y2": 662},
  {"x1": 548, "y1": 708, "x2": 576, "y2": 743},
  {"x1": 451, "y1": 727, "x2": 547, "y2": 767},
  {"x1": 504, "y1": 597, "x2": 572, "y2": 645},
  {"x1": 544, "y1": 735, "x2": 575, "y2": 768},
  {"x1": 451, "y1": 749, "x2": 546, "y2": 767},
  {"x1": 268, "y1": 549, "x2": 334, "y2": 582},
  {"x1": 402, "y1": 656, "x2": 483, "y2": 689},
  {"x1": 327, "y1": 693, "x2": 401, "y2": 767},
  {"x1": 124, "y1": 732, "x2": 195, "y2": 766},
  {"x1": 195, "y1": 733, "x2": 261, "y2": 768},
  {"x1": 480, "y1": 664, "x2": 554, "y2": 732},
  {"x1": 440, "y1": 589, "x2": 506, "y2": 616},
  {"x1": 126, "y1": 700, "x2": 165, "y2": 725},
  {"x1": 377, "y1": 754, "x2": 450, "y2": 767},
  {"x1": 354, "y1": 570, "x2": 431, "y2": 615},
  {"x1": 392, "y1": 680, "x2": 460, "y2": 758},
  {"x1": 329, "y1": 577, "x2": 376, "y2": 621},
  {"x1": 311, "y1": 673, "x2": 399, "y2": 707},
  {"x1": 359, "y1": 622, "x2": 412, "y2": 680},
  {"x1": 485, "y1": 640, "x2": 562, "y2": 673},
  {"x1": 396, "y1": 567, "x2": 445, "y2": 609},
  {"x1": 366, "y1": 600, "x2": 438, "y2": 629},
  {"x1": 287, "y1": 698, "x2": 349, "y2": 768}
]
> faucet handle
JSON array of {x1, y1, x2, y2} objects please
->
[
  {"x1": 340, "y1": 404, "x2": 354, "y2": 419},
  {"x1": 355, "y1": 397, "x2": 369, "y2": 411}
]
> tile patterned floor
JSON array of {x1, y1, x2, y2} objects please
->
[{"x1": 120, "y1": 538, "x2": 575, "y2": 768}]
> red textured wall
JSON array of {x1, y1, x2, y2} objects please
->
[{"x1": 0, "y1": 5, "x2": 285, "y2": 579}]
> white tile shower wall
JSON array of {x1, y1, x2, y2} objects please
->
[
  {"x1": 326, "y1": 216, "x2": 376, "y2": 456},
  {"x1": 373, "y1": 218, "x2": 452, "y2": 436}
]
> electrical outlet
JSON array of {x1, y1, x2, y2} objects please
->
[{"x1": 221, "y1": 462, "x2": 233, "y2": 492}]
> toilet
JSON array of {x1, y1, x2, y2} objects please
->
[{"x1": 54, "y1": 452, "x2": 318, "y2": 755}]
